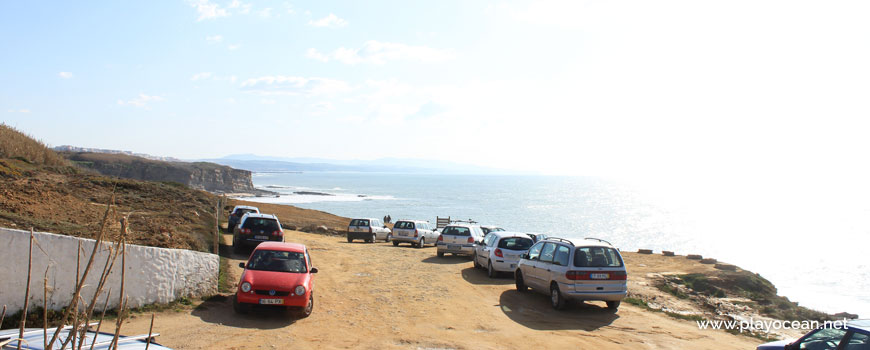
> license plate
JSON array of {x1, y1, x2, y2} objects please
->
[
  {"x1": 254, "y1": 235, "x2": 269, "y2": 240},
  {"x1": 590, "y1": 273, "x2": 609, "y2": 280},
  {"x1": 510, "y1": 264, "x2": 516, "y2": 269},
  {"x1": 448, "y1": 244, "x2": 460, "y2": 250},
  {"x1": 259, "y1": 298, "x2": 283, "y2": 305},
  {"x1": 399, "y1": 232, "x2": 408, "y2": 236}
]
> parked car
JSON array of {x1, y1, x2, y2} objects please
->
[
  {"x1": 234, "y1": 242, "x2": 317, "y2": 317},
  {"x1": 228, "y1": 205, "x2": 259, "y2": 231},
  {"x1": 527, "y1": 232, "x2": 549, "y2": 243},
  {"x1": 391, "y1": 220, "x2": 438, "y2": 248},
  {"x1": 481, "y1": 225, "x2": 505, "y2": 235},
  {"x1": 232, "y1": 213, "x2": 283, "y2": 253},
  {"x1": 346, "y1": 218, "x2": 391, "y2": 243},
  {"x1": 515, "y1": 237, "x2": 627, "y2": 310},
  {"x1": 474, "y1": 231, "x2": 535, "y2": 278},
  {"x1": 436, "y1": 224, "x2": 484, "y2": 257},
  {"x1": 757, "y1": 320, "x2": 870, "y2": 350}
]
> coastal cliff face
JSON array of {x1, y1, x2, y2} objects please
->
[{"x1": 64, "y1": 152, "x2": 256, "y2": 194}]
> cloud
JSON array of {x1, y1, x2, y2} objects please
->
[
  {"x1": 191, "y1": 72, "x2": 214, "y2": 81},
  {"x1": 227, "y1": 44, "x2": 241, "y2": 50},
  {"x1": 117, "y1": 93, "x2": 165, "y2": 108},
  {"x1": 206, "y1": 35, "x2": 223, "y2": 43},
  {"x1": 240, "y1": 76, "x2": 352, "y2": 96},
  {"x1": 228, "y1": 0, "x2": 251, "y2": 14},
  {"x1": 188, "y1": 0, "x2": 228, "y2": 21},
  {"x1": 308, "y1": 13, "x2": 347, "y2": 28},
  {"x1": 7, "y1": 108, "x2": 31, "y2": 113},
  {"x1": 58, "y1": 72, "x2": 73, "y2": 79},
  {"x1": 306, "y1": 41, "x2": 456, "y2": 64},
  {"x1": 257, "y1": 7, "x2": 273, "y2": 18}
]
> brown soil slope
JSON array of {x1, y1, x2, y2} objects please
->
[{"x1": 120, "y1": 230, "x2": 761, "y2": 350}]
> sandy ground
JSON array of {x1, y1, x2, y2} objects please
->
[{"x1": 120, "y1": 230, "x2": 763, "y2": 350}]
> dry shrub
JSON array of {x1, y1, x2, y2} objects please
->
[{"x1": 0, "y1": 123, "x2": 67, "y2": 166}]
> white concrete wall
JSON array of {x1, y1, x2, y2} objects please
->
[{"x1": 0, "y1": 227, "x2": 218, "y2": 314}]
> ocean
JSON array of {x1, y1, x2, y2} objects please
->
[{"x1": 238, "y1": 172, "x2": 869, "y2": 318}]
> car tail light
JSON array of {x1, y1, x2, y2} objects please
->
[
  {"x1": 438, "y1": 235, "x2": 443, "y2": 241},
  {"x1": 495, "y1": 248, "x2": 503, "y2": 257},
  {"x1": 467, "y1": 237, "x2": 474, "y2": 244},
  {"x1": 414, "y1": 229, "x2": 418, "y2": 237},
  {"x1": 566, "y1": 271, "x2": 587, "y2": 280},
  {"x1": 369, "y1": 227, "x2": 373, "y2": 233},
  {"x1": 272, "y1": 230, "x2": 283, "y2": 237}
]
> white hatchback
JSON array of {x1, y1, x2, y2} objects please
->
[
  {"x1": 473, "y1": 231, "x2": 534, "y2": 278},
  {"x1": 515, "y1": 237, "x2": 627, "y2": 310}
]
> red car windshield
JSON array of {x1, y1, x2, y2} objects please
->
[{"x1": 246, "y1": 250, "x2": 307, "y2": 273}]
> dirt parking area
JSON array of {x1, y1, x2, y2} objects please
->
[{"x1": 121, "y1": 231, "x2": 761, "y2": 349}]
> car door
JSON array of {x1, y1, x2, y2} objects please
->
[
  {"x1": 424, "y1": 223, "x2": 437, "y2": 241},
  {"x1": 790, "y1": 328, "x2": 851, "y2": 350},
  {"x1": 533, "y1": 243, "x2": 558, "y2": 291},
  {"x1": 477, "y1": 234, "x2": 495, "y2": 266},
  {"x1": 522, "y1": 242, "x2": 546, "y2": 290}
]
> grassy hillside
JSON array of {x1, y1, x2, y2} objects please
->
[{"x1": 0, "y1": 123, "x2": 67, "y2": 167}]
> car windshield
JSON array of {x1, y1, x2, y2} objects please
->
[
  {"x1": 574, "y1": 247, "x2": 623, "y2": 267},
  {"x1": 246, "y1": 250, "x2": 307, "y2": 273},
  {"x1": 498, "y1": 237, "x2": 533, "y2": 251},
  {"x1": 350, "y1": 219, "x2": 370, "y2": 226},
  {"x1": 242, "y1": 218, "x2": 279, "y2": 231},
  {"x1": 442, "y1": 226, "x2": 471, "y2": 236},
  {"x1": 394, "y1": 221, "x2": 415, "y2": 229}
]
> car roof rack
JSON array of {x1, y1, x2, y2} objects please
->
[
  {"x1": 545, "y1": 237, "x2": 574, "y2": 246},
  {"x1": 584, "y1": 237, "x2": 613, "y2": 246}
]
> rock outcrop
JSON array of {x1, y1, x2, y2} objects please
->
[{"x1": 63, "y1": 152, "x2": 267, "y2": 194}]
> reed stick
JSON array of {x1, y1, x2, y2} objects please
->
[
  {"x1": 17, "y1": 228, "x2": 34, "y2": 350},
  {"x1": 47, "y1": 195, "x2": 114, "y2": 350},
  {"x1": 88, "y1": 287, "x2": 111, "y2": 350},
  {"x1": 144, "y1": 313, "x2": 155, "y2": 350}
]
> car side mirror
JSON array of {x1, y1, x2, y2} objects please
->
[
  {"x1": 310, "y1": 267, "x2": 318, "y2": 274},
  {"x1": 238, "y1": 262, "x2": 245, "y2": 268},
  {"x1": 521, "y1": 253, "x2": 529, "y2": 259}
]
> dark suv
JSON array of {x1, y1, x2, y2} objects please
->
[
  {"x1": 232, "y1": 213, "x2": 283, "y2": 253},
  {"x1": 228, "y1": 205, "x2": 259, "y2": 232}
]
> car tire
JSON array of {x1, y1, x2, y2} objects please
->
[
  {"x1": 385, "y1": 233, "x2": 392, "y2": 243},
  {"x1": 392, "y1": 241, "x2": 399, "y2": 246},
  {"x1": 437, "y1": 251, "x2": 444, "y2": 258},
  {"x1": 232, "y1": 237, "x2": 243, "y2": 254},
  {"x1": 550, "y1": 283, "x2": 567, "y2": 310},
  {"x1": 606, "y1": 301, "x2": 621, "y2": 311},
  {"x1": 232, "y1": 295, "x2": 248, "y2": 314},
  {"x1": 487, "y1": 260, "x2": 496, "y2": 278},
  {"x1": 299, "y1": 293, "x2": 314, "y2": 318},
  {"x1": 416, "y1": 238, "x2": 425, "y2": 249},
  {"x1": 369, "y1": 234, "x2": 376, "y2": 243},
  {"x1": 473, "y1": 255, "x2": 481, "y2": 269},
  {"x1": 347, "y1": 236, "x2": 353, "y2": 243},
  {"x1": 515, "y1": 271, "x2": 528, "y2": 292}
]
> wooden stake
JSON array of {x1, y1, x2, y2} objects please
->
[
  {"x1": 144, "y1": 313, "x2": 155, "y2": 350},
  {"x1": 88, "y1": 287, "x2": 111, "y2": 350},
  {"x1": 43, "y1": 269, "x2": 48, "y2": 350},
  {"x1": 214, "y1": 199, "x2": 220, "y2": 254},
  {"x1": 47, "y1": 196, "x2": 115, "y2": 350},
  {"x1": 109, "y1": 296, "x2": 128, "y2": 350},
  {"x1": 1, "y1": 305, "x2": 6, "y2": 330},
  {"x1": 17, "y1": 228, "x2": 34, "y2": 350}
]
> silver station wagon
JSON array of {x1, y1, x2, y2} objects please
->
[
  {"x1": 514, "y1": 237, "x2": 627, "y2": 310},
  {"x1": 391, "y1": 220, "x2": 438, "y2": 248},
  {"x1": 436, "y1": 224, "x2": 484, "y2": 257}
]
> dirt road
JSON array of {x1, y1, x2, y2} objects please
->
[{"x1": 121, "y1": 230, "x2": 761, "y2": 349}]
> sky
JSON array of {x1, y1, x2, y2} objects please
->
[{"x1": 1, "y1": 0, "x2": 869, "y2": 176}]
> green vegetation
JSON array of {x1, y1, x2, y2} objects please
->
[{"x1": 218, "y1": 257, "x2": 233, "y2": 293}]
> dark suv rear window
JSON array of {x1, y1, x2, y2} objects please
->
[
  {"x1": 497, "y1": 237, "x2": 533, "y2": 250},
  {"x1": 234, "y1": 209, "x2": 256, "y2": 217},
  {"x1": 349, "y1": 219, "x2": 370, "y2": 226},
  {"x1": 574, "y1": 247, "x2": 624, "y2": 267},
  {"x1": 442, "y1": 226, "x2": 470, "y2": 236},
  {"x1": 242, "y1": 218, "x2": 280, "y2": 231},
  {"x1": 394, "y1": 221, "x2": 415, "y2": 229}
]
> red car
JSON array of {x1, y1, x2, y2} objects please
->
[{"x1": 233, "y1": 242, "x2": 317, "y2": 317}]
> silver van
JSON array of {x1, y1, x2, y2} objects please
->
[
  {"x1": 514, "y1": 237, "x2": 627, "y2": 310},
  {"x1": 391, "y1": 220, "x2": 438, "y2": 248}
]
